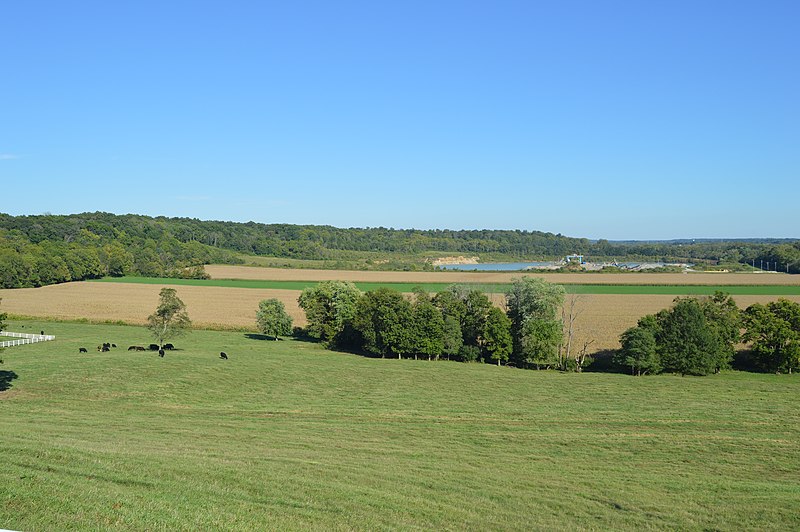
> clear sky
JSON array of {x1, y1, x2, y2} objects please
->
[{"x1": 1, "y1": 1, "x2": 798, "y2": 240}]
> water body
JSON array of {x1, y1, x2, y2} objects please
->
[{"x1": 439, "y1": 262, "x2": 556, "y2": 271}]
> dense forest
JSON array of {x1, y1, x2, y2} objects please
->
[
  {"x1": 0, "y1": 212, "x2": 798, "y2": 288},
  {"x1": 0, "y1": 213, "x2": 241, "y2": 288}
]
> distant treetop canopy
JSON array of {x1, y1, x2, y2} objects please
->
[{"x1": 0, "y1": 212, "x2": 797, "y2": 289}]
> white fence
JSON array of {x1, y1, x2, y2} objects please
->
[{"x1": 0, "y1": 331, "x2": 56, "y2": 348}]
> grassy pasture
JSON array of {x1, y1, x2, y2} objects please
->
[
  {"x1": 1, "y1": 319, "x2": 798, "y2": 530},
  {"x1": 89, "y1": 276, "x2": 800, "y2": 295}
]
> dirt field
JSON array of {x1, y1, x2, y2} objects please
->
[
  {"x1": 205, "y1": 265, "x2": 800, "y2": 285},
  {"x1": 3, "y1": 282, "x2": 799, "y2": 352}
]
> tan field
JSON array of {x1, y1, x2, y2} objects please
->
[
  {"x1": 0, "y1": 282, "x2": 305, "y2": 331},
  {"x1": 205, "y1": 264, "x2": 800, "y2": 285},
  {"x1": 3, "y1": 281, "x2": 799, "y2": 352}
]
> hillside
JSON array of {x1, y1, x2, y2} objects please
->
[
  {"x1": 1, "y1": 319, "x2": 798, "y2": 530},
  {"x1": 1, "y1": 212, "x2": 798, "y2": 289}
]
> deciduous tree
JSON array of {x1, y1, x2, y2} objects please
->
[
  {"x1": 297, "y1": 281, "x2": 361, "y2": 348},
  {"x1": 743, "y1": 299, "x2": 800, "y2": 373},
  {"x1": 411, "y1": 297, "x2": 445, "y2": 360},
  {"x1": 353, "y1": 288, "x2": 413, "y2": 358},
  {"x1": 256, "y1": 299, "x2": 293, "y2": 339},
  {"x1": 616, "y1": 326, "x2": 660, "y2": 375},
  {"x1": 506, "y1": 277, "x2": 565, "y2": 368},
  {"x1": 483, "y1": 306, "x2": 512, "y2": 366},
  {"x1": 657, "y1": 298, "x2": 718, "y2": 376},
  {"x1": 432, "y1": 285, "x2": 492, "y2": 347},
  {"x1": 147, "y1": 288, "x2": 191, "y2": 348},
  {"x1": 441, "y1": 315, "x2": 463, "y2": 360}
]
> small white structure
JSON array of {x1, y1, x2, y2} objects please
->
[{"x1": 0, "y1": 331, "x2": 56, "y2": 348}]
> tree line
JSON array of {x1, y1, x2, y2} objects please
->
[
  {"x1": 256, "y1": 280, "x2": 800, "y2": 375},
  {"x1": 2, "y1": 213, "x2": 797, "y2": 279},
  {"x1": 0, "y1": 219, "x2": 241, "y2": 288},
  {"x1": 617, "y1": 293, "x2": 800, "y2": 375}
]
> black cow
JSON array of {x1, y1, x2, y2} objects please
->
[
  {"x1": 101, "y1": 346, "x2": 110, "y2": 352},
  {"x1": 111, "y1": 343, "x2": 117, "y2": 348},
  {"x1": 163, "y1": 343, "x2": 175, "y2": 350},
  {"x1": 158, "y1": 349, "x2": 165, "y2": 357},
  {"x1": 79, "y1": 347, "x2": 88, "y2": 353},
  {"x1": 220, "y1": 352, "x2": 228, "y2": 360},
  {"x1": 149, "y1": 344, "x2": 160, "y2": 351},
  {"x1": 40, "y1": 330, "x2": 44, "y2": 335},
  {"x1": 136, "y1": 346, "x2": 146, "y2": 351},
  {"x1": 102, "y1": 342, "x2": 111, "y2": 350}
]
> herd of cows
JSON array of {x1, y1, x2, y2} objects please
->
[
  {"x1": 78, "y1": 342, "x2": 175, "y2": 357},
  {"x1": 77, "y1": 342, "x2": 229, "y2": 359}
]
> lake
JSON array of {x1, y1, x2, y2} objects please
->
[{"x1": 439, "y1": 262, "x2": 557, "y2": 271}]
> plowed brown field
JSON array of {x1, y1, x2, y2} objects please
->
[
  {"x1": 205, "y1": 265, "x2": 800, "y2": 285},
  {"x1": 3, "y1": 281, "x2": 798, "y2": 351}
]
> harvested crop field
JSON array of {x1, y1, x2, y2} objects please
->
[
  {"x1": 0, "y1": 282, "x2": 304, "y2": 331},
  {"x1": 205, "y1": 265, "x2": 800, "y2": 285},
  {"x1": 3, "y1": 282, "x2": 799, "y2": 351}
]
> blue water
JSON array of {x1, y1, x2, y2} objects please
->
[{"x1": 439, "y1": 262, "x2": 555, "y2": 271}]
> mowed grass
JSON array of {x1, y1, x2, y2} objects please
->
[
  {"x1": 90, "y1": 276, "x2": 800, "y2": 295},
  {"x1": 1, "y1": 320, "x2": 799, "y2": 530}
]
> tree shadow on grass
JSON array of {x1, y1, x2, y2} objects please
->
[
  {"x1": 0, "y1": 370, "x2": 19, "y2": 392},
  {"x1": 583, "y1": 349, "x2": 627, "y2": 373},
  {"x1": 731, "y1": 349, "x2": 773, "y2": 373},
  {"x1": 244, "y1": 333, "x2": 282, "y2": 341}
]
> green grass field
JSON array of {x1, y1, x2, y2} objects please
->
[
  {"x1": 90, "y1": 276, "x2": 800, "y2": 295},
  {"x1": 1, "y1": 319, "x2": 798, "y2": 530}
]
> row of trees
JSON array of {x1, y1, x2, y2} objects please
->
[
  {"x1": 256, "y1": 279, "x2": 590, "y2": 369},
  {"x1": 616, "y1": 293, "x2": 800, "y2": 375},
  {"x1": 742, "y1": 299, "x2": 800, "y2": 373},
  {"x1": 256, "y1": 281, "x2": 800, "y2": 376},
  {"x1": 751, "y1": 243, "x2": 800, "y2": 274}
]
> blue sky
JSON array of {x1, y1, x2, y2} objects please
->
[{"x1": 1, "y1": 1, "x2": 798, "y2": 240}]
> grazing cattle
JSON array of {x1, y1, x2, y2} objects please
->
[
  {"x1": 136, "y1": 346, "x2": 146, "y2": 351},
  {"x1": 163, "y1": 343, "x2": 175, "y2": 350},
  {"x1": 79, "y1": 347, "x2": 88, "y2": 353},
  {"x1": 40, "y1": 330, "x2": 44, "y2": 335},
  {"x1": 149, "y1": 344, "x2": 160, "y2": 351},
  {"x1": 102, "y1": 342, "x2": 111, "y2": 350},
  {"x1": 158, "y1": 349, "x2": 165, "y2": 357},
  {"x1": 128, "y1": 346, "x2": 137, "y2": 351},
  {"x1": 111, "y1": 343, "x2": 117, "y2": 348},
  {"x1": 220, "y1": 352, "x2": 228, "y2": 360},
  {"x1": 101, "y1": 346, "x2": 110, "y2": 352}
]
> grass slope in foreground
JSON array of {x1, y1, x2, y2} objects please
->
[
  {"x1": 89, "y1": 276, "x2": 800, "y2": 295},
  {"x1": 1, "y1": 320, "x2": 799, "y2": 530}
]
